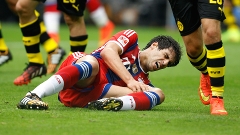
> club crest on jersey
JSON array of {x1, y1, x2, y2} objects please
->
[
  {"x1": 177, "y1": 20, "x2": 184, "y2": 31},
  {"x1": 117, "y1": 35, "x2": 129, "y2": 47},
  {"x1": 132, "y1": 64, "x2": 138, "y2": 74}
]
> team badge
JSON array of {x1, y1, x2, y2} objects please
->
[
  {"x1": 117, "y1": 35, "x2": 129, "y2": 47},
  {"x1": 177, "y1": 21, "x2": 184, "y2": 31},
  {"x1": 132, "y1": 64, "x2": 138, "y2": 74}
]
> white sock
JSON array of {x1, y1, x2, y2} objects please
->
[
  {"x1": 43, "y1": 12, "x2": 61, "y2": 34},
  {"x1": 117, "y1": 96, "x2": 136, "y2": 110},
  {"x1": 90, "y1": 6, "x2": 108, "y2": 27},
  {"x1": 29, "y1": 75, "x2": 64, "y2": 98}
]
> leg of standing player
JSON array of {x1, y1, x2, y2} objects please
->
[
  {"x1": 14, "y1": 0, "x2": 47, "y2": 85},
  {"x1": 6, "y1": 0, "x2": 65, "y2": 86},
  {"x1": 42, "y1": 0, "x2": 66, "y2": 74},
  {"x1": 86, "y1": 0, "x2": 115, "y2": 47},
  {"x1": 222, "y1": 0, "x2": 240, "y2": 42},
  {"x1": 0, "y1": 22, "x2": 12, "y2": 66},
  {"x1": 200, "y1": 2, "x2": 227, "y2": 115},
  {"x1": 168, "y1": 0, "x2": 227, "y2": 115},
  {"x1": 43, "y1": 0, "x2": 61, "y2": 43},
  {"x1": 57, "y1": 0, "x2": 88, "y2": 54}
]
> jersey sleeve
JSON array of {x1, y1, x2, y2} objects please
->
[{"x1": 107, "y1": 29, "x2": 138, "y2": 54}]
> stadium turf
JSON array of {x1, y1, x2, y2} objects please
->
[{"x1": 1, "y1": 22, "x2": 240, "y2": 135}]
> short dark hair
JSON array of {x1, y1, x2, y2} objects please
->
[{"x1": 142, "y1": 35, "x2": 182, "y2": 67}]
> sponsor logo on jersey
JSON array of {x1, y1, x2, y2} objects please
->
[
  {"x1": 117, "y1": 35, "x2": 129, "y2": 47},
  {"x1": 137, "y1": 76, "x2": 144, "y2": 83}
]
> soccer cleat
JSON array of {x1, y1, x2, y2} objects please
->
[
  {"x1": 210, "y1": 97, "x2": 228, "y2": 115},
  {"x1": 88, "y1": 98, "x2": 123, "y2": 111},
  {"x1": 99, "y1": 21, "x2": 115, "y2": 47},
  {"x1": 198, "y1": 73, "x2": 212, "y2": 105},
  {"x1": 17, "y1": 92, "x2": 48, "y2": 110},
  {"x1": 47, "y1": 47, "x2": 66, "y2": 74},
  {"x1": 13, "y1": 63, "x2": 47, "y2": 86},
  {"x1": 0, "y1": 50, "x2": 12, "y2": 66}
]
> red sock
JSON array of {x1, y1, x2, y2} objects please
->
[
  {"x1": 127, "y1": 92, "x2": 160, "y2": 110},
  {"x1": 55, "y1": 65, "x2": 80, "y2": 89}
]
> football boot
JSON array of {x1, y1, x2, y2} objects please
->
[
  {"x1": 13, "y1": 63, "x2": 47, "y2": 86},
  {"x1": 47, "y1": 47, "x2": 66, "y2": 74},
  {"x1": 0, "y1": 49, "x2": 12, "y2": 66},
  {"x1": 17, "y1": 92, "x2": 48, "y2": 110},
  {"x1": 210, "y1": 97, "x2": 228, "y2": 115},
  {"x1": 198, "y1": 73, "x2": 212, "y2": 105},
  {"x1": 88, "y1": 98, "x2": 123, "y2": 111}
]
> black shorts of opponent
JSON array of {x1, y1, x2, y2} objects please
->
[
  {"x1": 37, "y1": 0, "x2": 87, "y2": 16},
  {"x1": 168, "y1": 0, "x2": 226, "y2": 36}
]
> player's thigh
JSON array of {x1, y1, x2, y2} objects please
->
[
  {"x1": 168, "y1": 0, "x2": 201, "y2": 36},
  {"x1": 15, "y1": 0, "x2": 40, "y2": 12},
  {"x1": 57, "y1": 0, "x2": 87, "y2": 16}
]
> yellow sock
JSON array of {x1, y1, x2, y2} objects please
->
[
  {"x1": 0, "y1": 23, "x2": 8, "y2": 51},
  {"x1": 20, "y1": 17, "x2": 44, "y2": 64},
  {"x1": 187, "y1": 48, "x2": 208, "y2": 74},
  {"x1": 206, "y1": 41, "x2": 225, "y2": 97}
]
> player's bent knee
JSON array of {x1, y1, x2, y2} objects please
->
[
  {"x1": 152, "y1": 88, "x2": 165, "y2": 103},
  {"x1": 15, "y1": 2, "x2": 31, "y2": 14}
]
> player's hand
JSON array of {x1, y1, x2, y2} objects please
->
[{"x1": 126, "y1": 79, "x2": 150, "y2": 92}]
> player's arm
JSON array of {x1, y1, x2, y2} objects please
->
[{"x1": 101, "y1": 42, "x2": 149, "y2": 92}]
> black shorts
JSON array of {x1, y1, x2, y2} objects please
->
[
  {"x1": 57, "y1": 0, "x2": 87, "y2": 16},
  {"x1": 168, "y1": 0, "x2": 226, "y2": 36}
]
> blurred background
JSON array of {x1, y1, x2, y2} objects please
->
[
  {"x1": 1, "y1": 0, "x2": 240, "y2": 42},
  {"x1": 0, "y1": 0, "x2": 176, "y2": 29}
]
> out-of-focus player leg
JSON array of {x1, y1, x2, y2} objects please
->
[
  {"x1": 0, "y1": 22, "x2": 12, "y2": 66},
  {"x1": 222, "y1": 0, "x2": 240, "y2": 42},
  {"x1": 7, "y1": 0, "x2": 65, "y2": 75},
  {"x1": 14, "y1": 0, "x2": 47, "y2": 85},
  {"x1": 232, "y1": 0, "x2": 240, "y2": 25},
  {"x1": 43, "y1": 1, "x2": 66, "y2": 74},
  {"x1": 86, "y1": 0, "x2": 115, "y2": 47},
  {"x1": 43, "y1": 0, "x2": 61, "y2": 43}
]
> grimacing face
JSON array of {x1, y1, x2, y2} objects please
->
[{"x1": 146, "y1": 44, "x2": 176, "y2": 72}]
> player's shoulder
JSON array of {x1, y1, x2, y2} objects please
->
[{"x1": 120, "y1": 29, "x2": 137, "y2": 38}]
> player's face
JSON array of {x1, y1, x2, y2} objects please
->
[{"x1": 147, "y1": 44, "x2": 175, "y2": 71}]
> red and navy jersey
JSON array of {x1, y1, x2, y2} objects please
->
[
  {"x1": 58, "y1": 30, "x2": 154, "y2": 107},
  {"x1": 91, "y1": 29, "x2": 153, "y2": 87}
]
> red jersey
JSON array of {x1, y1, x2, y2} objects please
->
[
  {"x1": 58, "y1": 29, "x2": 153, "y2": 107},
  {"x1": 91, "y1": 29, "x2": 152, "y2": 86}
]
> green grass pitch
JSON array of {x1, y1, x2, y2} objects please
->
[{"x1": 0, "y1": 22, "x2": 240, "y2": 135}]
